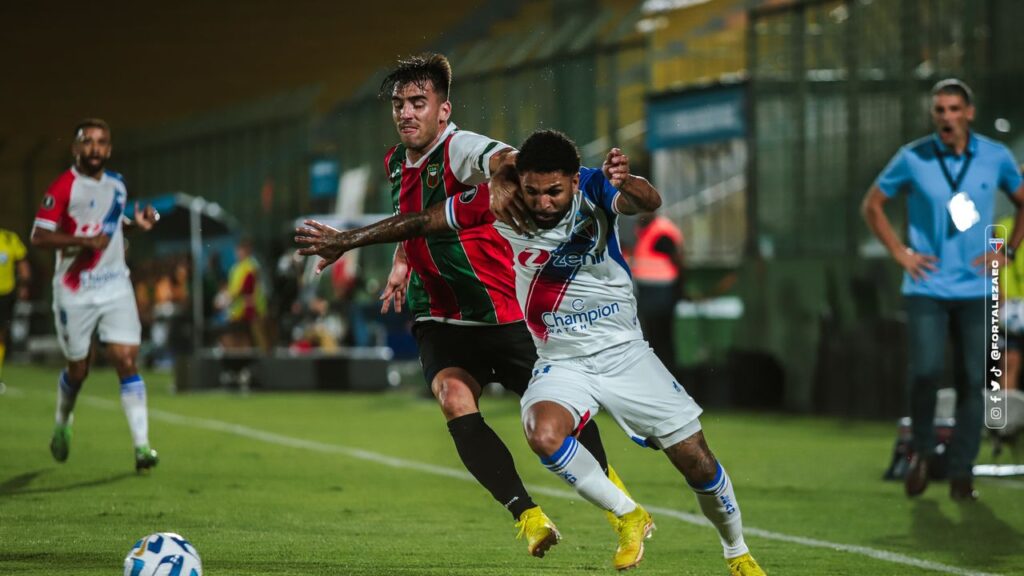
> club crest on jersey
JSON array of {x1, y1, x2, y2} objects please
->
[
  {"x1": 459, "y1": 187, "x2": 479, "y2": 203},
  {"x1": 426, "y1": 163, "x2": 441, "y2": 189},
  {"x1": 42, "y1": 194, "x2": 55, "y2": 209},
  {"x1": 572, "y1": 212, "x2": 597, "y2": 241}
]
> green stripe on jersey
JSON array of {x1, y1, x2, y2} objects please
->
[
  {"x1": 419, "y1": 164, "x2": 498, "y2": 324},
  {"x1": 405, "y1": 271, "x2": 430, "y2": 317}
]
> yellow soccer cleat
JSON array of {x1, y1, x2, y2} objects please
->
[
  {"x1": 604, "y1": 465, "x2": 634, "y2": 528},
  {"x1": 613, "y1": 504, "x2": 654, "y2": 571},
  {"x1": 727, "y1": 553, "x2": 766, "y2": 576},
  {"x1": 515, "y1": 506, "x2": 561, "y2": 558}
]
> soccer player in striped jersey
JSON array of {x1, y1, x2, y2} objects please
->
[
  {"x1": 297, "y1": 53, "x2": 629, "y2": 558},
  {"x1": 30, "y1": 119, "x2": 160, "y2": 472},
  {"x1": 297, "y1": 131, "x2": 766, "y2": 575}
]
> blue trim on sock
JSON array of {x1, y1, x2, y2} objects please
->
[
  {"x1": 688, "y1": 462, "x2": 725, "y2": 493},
  {"x1": 545, "y1": 438, "x2": 578, "y2": 472},
  {"x1": 541, "y1": 436, "x2": 577, "y2": 469},
  {"x1": 120, "y1": 374, "x2": 145, "y2": 395},
  {"x1": 59, "y1": 370, "x2": 82, "y2": 394}
]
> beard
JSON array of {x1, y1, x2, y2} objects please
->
[{"x1": 532, "y1": 207, "x2": 571, "y2": 230}]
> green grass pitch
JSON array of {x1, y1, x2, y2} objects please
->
[{"x1": 1, "y1": 363, "x2": 1022, "y2": 575}]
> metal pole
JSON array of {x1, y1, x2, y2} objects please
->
[{"x1": 189, "y1": 197, "x2": 204, "y2": 353}]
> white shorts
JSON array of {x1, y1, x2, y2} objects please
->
[
  {"x1": 53, "y1": 294, "x2": 141, "y2": 361},
  {"x1": 521, "y1": 339, "x2": 703, "y2": 449}
]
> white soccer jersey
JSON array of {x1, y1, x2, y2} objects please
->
[
  {"x1": 34, "y1": 167, "x2": 133, "y2": 305},
  {"x1": 447, "y1": 167, "x2": 642, "y2": 360}
]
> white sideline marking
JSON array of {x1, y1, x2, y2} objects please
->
[{"x1": 51, "y1": 394, "x2": 1000, "y2": 576}]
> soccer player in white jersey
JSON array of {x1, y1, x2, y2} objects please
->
[
  {"x1": 294, "y1": 130, "x2": 765, "y2": 575},
  {"x1": 31, "y1": 119, "x2": 160, "y2": 472}
]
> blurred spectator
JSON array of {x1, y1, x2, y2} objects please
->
[
  {"x1": 0, "y1": 228, "x2": 31, "y2": 385},
  {"x1": 222, "y1": 239, "x2": 267, "y2": 350},
  {"x1": 633, "y1": 211, "x2": 685, "y2": 373},
  {"x1": 861, "y1": 78, "x2": 1024, "y2": 501}
]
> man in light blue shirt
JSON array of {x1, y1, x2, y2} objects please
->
[{"x1": 862, "y1": 79, "x2": 1024, "y2": 500}]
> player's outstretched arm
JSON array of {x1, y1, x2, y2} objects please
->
[
  {"x1": 604, "y1": 148, "x2": 661, "y2": 215},
  {"x1": 30, "y1": 226, "x2": 109, "y2": 252},
  {"x1": 295, "y1": 203, "x2": 449, "y2": 274}
]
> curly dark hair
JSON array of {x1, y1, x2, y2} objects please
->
[
  {"x1": 378, "y1": 53, "x2": 452, "y2": 101},
  {"x1": 515, "y1": 130, "x2": 580, "y2": 175}
]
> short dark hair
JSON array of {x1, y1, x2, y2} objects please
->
[
  {"x1": 379, "y1": 53, "x2": 453, "y2": 101},
  {"x1": 73, "y1": 118, "x2": 110, "y2": 139},
  {"x1": 931, "y1": 78, "x2": 974, "y2": 106},
  {"x1": 516, "y1": 130, "x2": 580, "y2": 176}
]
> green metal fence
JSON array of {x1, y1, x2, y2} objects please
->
[{"x1": 742, "y1": 0, "x2": 1024, "y2": 414}]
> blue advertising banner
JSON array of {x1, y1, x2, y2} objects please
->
[
  {"x1": 310, "y1": 158, "x2": 340, "y2": 199},
  {"x1": 646, "y1": 85, "x2": 746, "y2": 150}
]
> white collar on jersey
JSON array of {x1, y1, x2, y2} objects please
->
[{"x1": 404, "y1": 122, "x2": 458, "y2": 169}]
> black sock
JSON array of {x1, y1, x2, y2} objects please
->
[
  {"x1": 576, "y1": 419, "x2": 609, "y2": 475},
  {"x1": 447, "y1": 412, "x2": 536, "y2": 520}
]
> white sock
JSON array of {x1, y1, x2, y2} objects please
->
[
  {"x1": 55, "y1": 370, "x2": 82, "y2": 426},
  {"x1": 543, "y1": 436, "x2": 636, "y2": 516},
  {"x1": 120, "y1": 375, "x2": 150, "y2": 447},
  {"x1": 690, "y1": 462, "x2": 748, "y2": 558}
]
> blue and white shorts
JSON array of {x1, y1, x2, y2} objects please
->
[{"x1": 521, "y1": 339, "x2": 703, "y2": 449}]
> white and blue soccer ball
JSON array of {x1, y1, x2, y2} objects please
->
[{"x1": 123, "y1": 532, "x2": 202, "y2": 576}]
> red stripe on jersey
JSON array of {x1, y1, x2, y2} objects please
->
[
  {"x1": 36, "y1": 170, "x2": 76, "y2": 233},
  {"x1": 384, "y1": 146, "x2": 398, "y2": 179},
  {"x1": 399, "y1": 164, "x2": 462, "y2": 319},
  {"x1": 524, "y1": 262, "x2": 577, "y2": 342},
  {"x1": 440, "y1": 143, "x2": 521, "y2": 323},
  {"x1": 62, "y1": 248, "x2": 102, "y2": 291}
]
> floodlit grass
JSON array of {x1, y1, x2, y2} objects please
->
[{"x1": 1, "y1": 363, "x2": 1022, "y2": 575}]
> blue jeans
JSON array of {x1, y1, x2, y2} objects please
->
[{"x1": 905, "y1": 296, "x2": 986, "y2": 480}]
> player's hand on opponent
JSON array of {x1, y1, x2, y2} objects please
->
[
  {"x1": 133, "y1": 202, "x2": 160, "y2": 231},
  {"x1": 379, "y1": 258, "x2": 409, "y2": 314},
  {"x1": 603, "y1": 148, "x2": 630, "y2": 188},
  {"x1": 489, "y1": 170, "x2": 535, "y2": 236},
  {"x1": 294, "y1": 219, "x2": 350, "y2": 274}
]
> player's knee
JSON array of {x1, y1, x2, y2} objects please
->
[
  {"x1": 67, "y1": 361, "x2": 90, "y2": 382},
  {"x1": 431, "y1": 370, "x2": 479, "y2": 419},
  {"x1": 109, "y1": 346, "x2": 138, "y2": 375},
  {"x1": 524, "y1": 416, "x2": 565, "y2": 457}
]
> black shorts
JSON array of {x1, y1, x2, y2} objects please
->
[
  {"x1": 412, "y1": 320, "x2": 538, "y2": 396},
  {"x1": 0, "y1": 292, "x2": 14, "y2": 331}
]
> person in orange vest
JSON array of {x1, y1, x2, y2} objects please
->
[{"x1": 633, "y1": 212, "x2": 685, "y2": 372}]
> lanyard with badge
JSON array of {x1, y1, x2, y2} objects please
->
[{"x1": 934, "y1": 141, "x2": 978, "y2": 233}]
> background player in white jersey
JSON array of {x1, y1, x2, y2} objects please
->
[
  {"x1": 31, "y1": 119, "x2": 160, "y2": 472},
  {"x1": 295, "y1": 130, "x2": 766, "y2": 575}
]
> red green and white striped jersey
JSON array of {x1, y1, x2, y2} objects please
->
[{"x1": 385, "y1": 123, "x2": 522, "y2": 325}]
